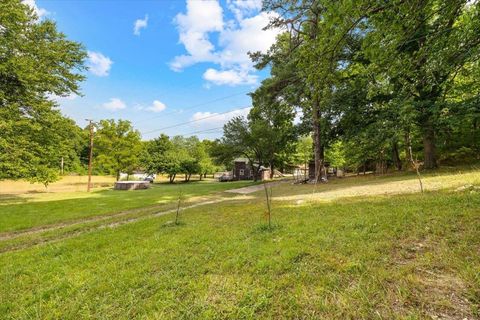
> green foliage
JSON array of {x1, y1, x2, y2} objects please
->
[
  {"x1": 295, "y1": 135, "x2": 313, "y2": 166},
  {"x1": 219, "y1": 84, "x2": 297, "y2": 179},
  {"x1": 140, "y1": 134, "x2": 217, "y2": 183},
  {"x1": 0, "y1": 0, "x2": 87, "y2": 185},
  {"x1": 256, "y1": 0, "x2": 480, "y2": 172},
  {"x1": 325, "y1": 141, "x2": 347, "y2": 168},
  {"x1": 94, "y1": 120, "x2": 142, "y2": 180}
]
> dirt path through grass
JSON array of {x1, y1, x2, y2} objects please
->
[
  {"x1": 273, "y1": 171, "x2": 480, "y2": 202},
  {"x1": 224, "y1": 180, "x2": 290, "y2": 194},
  {"x1": 0, "y1": 198, "x2": 234, "y2": 253},
  {"x1": 0, "y1": 195, "x2": 230, "y2": 241}
]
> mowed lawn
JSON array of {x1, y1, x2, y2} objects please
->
[
  {"x1": 0, "y1": 179, "x2": 256, "y2": 233},
  {"x1": 0, "y1": 169, "x2": 479, "y2": 319}
]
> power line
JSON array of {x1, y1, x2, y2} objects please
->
[
  {"x1": 135, "y1": 90, "x2": 250, "y2": 124},
  {"x1": 141, "y1": 106, "x2": 251, "y2": 135},
  {"x1": 184, "y1": 127, "x2": 224, "y2": 135}
]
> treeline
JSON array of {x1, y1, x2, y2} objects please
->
[
  {"x1": 0, "y1": 1, "x2": 222, "y2": 186},
  {"x1": 213, "y1": 0, "x2": 480, "y2": 181},
  {"x1": 2, "y1": 0, "x2": 479, "y2": 187},
  {"x1": 91, "y1": 120, "x2": 222, "y2": 183}
]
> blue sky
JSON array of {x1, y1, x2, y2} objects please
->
[{"x1": 31, "y1": 0, "x2": 280, "y2": 140}]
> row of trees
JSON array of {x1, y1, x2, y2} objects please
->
[
  {"x1": 141, "y1": 134, "x2": 218, "y2": 182},
  {"x1": 211, "y1": 0, "x2": 480, "y2": 181},
  {"x1": 64, "y1": 120, "x2": 220, "y2": 184},
  {"x1": 1, "y1": 1, "x2": 221, "y2": 186},
  {"x1": 2, "y1": 0, "x2": 479, "y2": 187}
]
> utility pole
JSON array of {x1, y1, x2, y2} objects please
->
[
  {"x1": 86, "y1": 119, "x2": 94, "y2": 192},
  {"x1": 61, "y1": 157, "x2": 64, "y2": 175}
]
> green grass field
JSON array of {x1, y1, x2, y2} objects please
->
[
  {"x1": 0, "y1": 179, "x2": 256, "y2": 233},
  {"x1": 1, "y1": 169, "x2": 479, "y2": 319}
]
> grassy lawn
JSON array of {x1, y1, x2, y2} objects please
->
[
  {"x1": 0, "y1": 179, "x2": 256, "y2": 233},
  {"x1": 0, "y1": 169, "x2": 479, "y2": 318}
]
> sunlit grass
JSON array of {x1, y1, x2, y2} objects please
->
[
  {"x1": 1, "y1": 168, "x2": 479, "y2": 318},
  {"x1": 0, "y1": 180, "x2": 256, "y2": 233},
  {"x1": 1, "y1": 190, "x2": 479, "y2": 318}
]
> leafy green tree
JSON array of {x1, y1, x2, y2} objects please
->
[
  {"x1": 141, "y1": 134, "x2": 172, "y2": 175},
  {"x1": 257, "y1": 0, "x2": 480, "y2": 172},
  {"x1": 249, "y1": 77, "x2": 297, "y2": 177},
  {"x1": 0, "y1": 0, "x2": 87, "y2": 185},
  {"x1": 208, "y1": 139, "x2": 236, "y2": 170},
  {"x1": 196, "y1": 140, "x2": 216, "y2": 180},
  {"x1": 221, "y1": 99, "x2": 296, "y2": 181},
  {"x1": 95, "y1": 120, "x2": 142, "y2": 181},
  {"x1": 295, "y1": 135, "x2": 313, "y2": 169},
  {"x1": 361, "y1": 0, "x2": 480, "y2": 168},
  {"x1": 222, "y1": 117, "x2": 266, "y2": 181}
]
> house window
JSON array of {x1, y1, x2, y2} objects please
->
[{"x1": 239, "y1": 169, "x2": 245, "y2": 176}]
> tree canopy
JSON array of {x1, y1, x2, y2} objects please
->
[{"x1": 0, "y1": 0, "x2": 87, "y2": 185}]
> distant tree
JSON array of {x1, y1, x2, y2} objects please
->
[
  {"x1": 141, "y1": 134, "x2": 172, "y2": 175},
  {"x1": 295, "y1": 135, "x2": 313, "y2": 171},
  {"x1": 196, "y1": 140, "x2": 216, "y2": 180},
  {"x1": 249, "y1": 77, "x2": 297, "y2": 177},
  {"x1": 95, "y1": 120, "x2": 142, "y2": 181},
  {"x1": 209, "y1": 139, "x2": 236, "y2": 170},
  {"x1": 325, "y1": 141, "x2": 347, "y2": 169},
  {"x1": 163, "y1": 149, "x2": 182, "y2": 183},
  {"x1": 222, "y1": 117, "x2": 265, "y2": 181},
  {"x1": 0, "y1": 0, "x2": 87, "y2": 185}
]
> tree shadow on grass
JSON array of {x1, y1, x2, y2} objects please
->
[{"x1": 0, "y1": 194, "x2": 30, "y2": 205}]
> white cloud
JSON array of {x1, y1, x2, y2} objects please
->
[
  {"x1": 22, "y1": 0, "x2": 49, "y2": 19},
  {"x1": 147, "y1": 100, "x2": 167, "y2": 112},
  {"x1": 48, "y1": 93, "x2": 78, "y2": 102},
  {"x1": 102, "y1": 98, "x2": 126, "y2": 111},
  {"x1": 218, "y1": 12, "x2": 279, "y2": 68},
  {"x1": 203, "y1": 68, "x2": 257, "y2": 86},
  {"x1": 133, "y1": 15, "x2": 148, "y2": 36},
  {"x1": 170, "y1": 0, "x2": 224, "y2": 71},
  {"x1": 171, "y1": 0, "x2": 281, "y2": 86},
  {"x1": 87, "y1": 51, "x2": 113, "y2": 77},
  {"x1": 191, "y1": 107, "x2": 251, "y2": 127},
  {"x1": 227, "y1": 0, "x2": 262, "y2": 21}
]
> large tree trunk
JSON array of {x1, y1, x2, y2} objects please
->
[
  {"x1": 392, "y1": 142, "x2": 402, "y2": 171},
  {"x1": 252, "y1": 164, "x2": 260, "y2": 182},
  {"x1": 116, "y1": 170, "x2": 120, "y2": 181},
  {"x1": 404, "y1": 131, "x2": 412, "y2": 168},
  {"x1": 422, "y1": 125, "x2": 437, "y2": 169},
  {"x1": 312, "y1": 95, "x2": 324, "y2": 182}
]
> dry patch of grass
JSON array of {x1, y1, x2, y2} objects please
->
[
  {"x1": 273, "y1": 169, "x2": 480, "y2": 202},
  {"x1": 0, "y1": 175, "x2": 115, "y2": 195}
]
